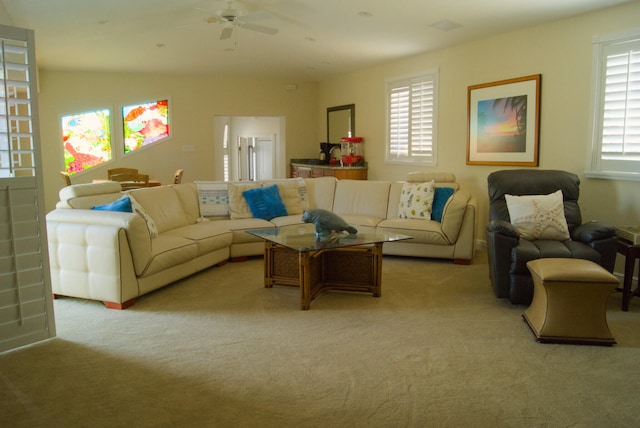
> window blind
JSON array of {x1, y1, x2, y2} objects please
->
[
  {"x1": 387, "y1": 72, "x2": 437, "y2": 165},
  {"x1": 601, "y1": 40, "x2": 640, "y2": 161}
]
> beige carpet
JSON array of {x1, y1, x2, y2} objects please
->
[{"x1": 2, "y1": 250, "x2": 640, "y2": 428}]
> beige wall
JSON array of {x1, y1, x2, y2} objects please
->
[
  {"x1": 38, "y1": 71, "x2": 318, "y2": 211},
  {"x1": 318, "y1": 1, "x2": 640, "y2": 263},
  {"x1": 35, "y1": 2, "x2": 639, "y2": 274}
]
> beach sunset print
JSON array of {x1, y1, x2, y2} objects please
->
[{"x1": 476, "y1": 95, "x2": 527, "y2": 153}]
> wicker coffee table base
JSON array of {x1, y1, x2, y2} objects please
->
[{"x1": 263, "y1": 241, "x2": 383, "y2": 310}]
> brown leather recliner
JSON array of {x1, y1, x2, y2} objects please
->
[{"x1": 486, "y1": 169, "x2": 617, "y2": 305}]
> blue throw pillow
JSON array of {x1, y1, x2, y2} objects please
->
[
  {"x1": 242, "y1": 185, "x2": 288, "y2": 220},
  {"x1": 431, "y1": 188, "x2": 454, "y2": 222},
  {"x1": 92, "y1": 196, "x2": 133, "y2": 212}
]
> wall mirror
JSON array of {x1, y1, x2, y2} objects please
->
[{"x1": 327, "y1": 104, "x2": 355, "y2": 144}]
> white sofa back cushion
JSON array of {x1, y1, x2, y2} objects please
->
[
  {"x1": 127, "y1": 187, "x2": 190, "y2": 233},
  {"x1": 57, "y1": 181, "x2": 122, "y2": 209},
  {"x1": 332, "y1": 179, "x2": 391, "y2": 220},
  {"x1": 303, "y1": 176, "x2": 336, "y2": 211}
]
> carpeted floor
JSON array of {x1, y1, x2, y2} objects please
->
[{"x1": 1, "y1": 250, "x2": 640, "y2": 427}]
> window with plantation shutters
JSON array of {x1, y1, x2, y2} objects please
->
[
  {"x1": 588, "y1": 30, "x2": 640, "y2": 180},
  {"x1": 386, "y1": 71, "x2": 438, "y2": 165}
]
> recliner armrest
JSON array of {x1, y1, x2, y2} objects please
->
[
  {"x1": 486, "y1": 219, "x2": 520, "y2": 240},
  {"x1": 571, "y1": 222, "x2": 615, "y2": 244}
]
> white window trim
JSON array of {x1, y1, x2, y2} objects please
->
[
  {"x1": 586, "y1": 28, "x2": 640, "y2": 182},
  {"x1": 385, "y1": 69, "x2": 438, "y2": 166}
]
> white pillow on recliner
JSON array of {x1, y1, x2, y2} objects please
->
[{"x1": 505, "y1": 190, "x2": 570, "y2": 241}]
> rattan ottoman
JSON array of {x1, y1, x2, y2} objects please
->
[{"x1": 523, "y1": 258, "x2": 619, "y2": 346}]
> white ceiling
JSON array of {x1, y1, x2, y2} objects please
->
[{"x1": 1, "y1": 0, "x2": 633, "y2": 81}]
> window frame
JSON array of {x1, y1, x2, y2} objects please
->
[
  {"x1": 586, "y1": 29, "x2": 640, "y2": 182},
  {"x1": 385, "y1": 69, "x2": 439, "y2": 166}
]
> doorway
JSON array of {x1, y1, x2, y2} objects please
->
[{"x1": 213, "y1": 116, "x2": 286, "y2": 181}]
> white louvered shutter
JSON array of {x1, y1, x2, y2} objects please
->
[
  {"x1": 590, "y1": 33, "x2": 640, "y2": 176},
  {"x1": 0, "y1": 24, "x2": 55, "y2": 353},
  {"x1": 387, "y1": 71, "x2": 438, "y2": 165}
]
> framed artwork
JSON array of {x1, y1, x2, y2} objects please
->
[{"x1": 467, "y1": 74, "x2": 541, "y2": 166}]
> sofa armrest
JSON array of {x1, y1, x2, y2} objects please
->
[
  {"x1": 486, "y1": 219, "x2": 520, "y2": 239},
  {"x1": 440, "y1": 190, "x2": 473, "y2": 243},
  {"x1": 571, "y1": 222, "x2": 617, "y2": 272},
  {"x1": 46, "y1": 209, "x2": 151, "y2": 275},
  {"x1": 571, "y1": 222, "x2": 615, "y2": 243}
]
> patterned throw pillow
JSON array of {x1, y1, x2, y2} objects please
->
[
  {"x1": 196, "y1": 181, "x2": 230, "y2": 217},
  {"x1": 505, "y1": 190, "x2": 570, "y2": 240},
  {"x1": 128, "y1": 194, "x2": 159, "y2": 238},
  {"x1": 397, "y1": 180, "x2": 435, "y2": 219}
]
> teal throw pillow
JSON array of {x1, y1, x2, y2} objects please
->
[
  {"x1": 242, "y1": 184, "x2": 288, "y2": 220},
  {"x1": 92, "y1": 196, "x2": 133, "y2": 213},
  {"x1": 431, "y1": 188, "x2": 454, "y2": 222}
]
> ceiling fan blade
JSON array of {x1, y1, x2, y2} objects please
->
[
  {"x1": 220, "y1": 25, "x2": 234, "y2": 40},
  {"x1": 238, "y1": 10, "x2": 272, "y2": 23},
  {"x1": 239, "y1": 22, "x2": 278, "y2": 35}
]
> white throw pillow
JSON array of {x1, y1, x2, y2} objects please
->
[
  {"x1": 505, "y1": 190, "x2": 570, "y2": 240},
  {"x1": 397, "y1": 180, "x2": 435, "y2": 219}
]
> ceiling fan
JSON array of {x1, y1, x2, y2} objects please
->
[{"x1": 206, "y1": 1, "x2": 279, "y2": 40}]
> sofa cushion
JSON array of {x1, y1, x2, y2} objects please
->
[
  {"x1": 209, "y1": 218, "x2": 275, "y2": 244},
  {"x1": 57, "y1": 181, "x2": 123, "y2": 209},
  {"x1": 140, "y1": 234, "x2": 198, "y2": 277},
  {"x1": 397, "y1": 181, "x2": 435, "y2": 219},
  {"x1": 165, "y1": 223, "x2": 233, "y2": 255},
  {"x1": 127, "y1": 187, "x2": 190, "y2": 234},
  {"x1": 171, "y1": 183, "x2": 201, "y2": 224},
  {"x1": 263, "y1": 178, "x2": 307, "y2": 214},
  {"x1": 242, "y1": 184, "x2": 288, "y2": 220},
  {"x1": 505, "y1": 190, "x2": 570, "y2": 241},
  {"x1": 377, "y1": 218, "x2": 450, "y2": 245},
  {"x1": 229, "y1": 182, "x2": 262, "y2": 219},
  {"x1": 304, "y1": 176, "x2": 336, "y2": 211},
  {"x1": 332, "y1": 180, "x2": 391, "y2": 220}
]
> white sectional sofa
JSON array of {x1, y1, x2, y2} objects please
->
[{"x1": 46, "y1": 173, "x2": 476, "y2": 309}]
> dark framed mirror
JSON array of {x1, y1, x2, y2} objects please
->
[{"x1": 327, "y1": 104, "x2": 355, "y2": 144}]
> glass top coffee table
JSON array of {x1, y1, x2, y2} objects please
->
[{"x1": 247, "y1": 224, "x2": 412, "y2": 310}]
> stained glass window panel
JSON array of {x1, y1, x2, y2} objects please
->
[{"x1": 122, "y1": 99, "x2": 169, "y2": 153}]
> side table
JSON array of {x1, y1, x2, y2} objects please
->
[{"x1": 617, "y1": 238, "x2": 640, "y2": 311}]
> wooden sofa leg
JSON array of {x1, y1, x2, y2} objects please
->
[
  {"x1": 103, "y1": 299, "x2": 136, "y2": 310},
  {"x1": 453, "y1": 259, "x2": 471, "y2": 265},
  {"x1": 230, "y1": 256, "x2": 248, "y2": 262}
]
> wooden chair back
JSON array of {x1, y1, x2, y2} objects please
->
[
  {"x1": 60, "y1": 171, "x2": 72, "y2": 186},
  {"x1": 173, "y1": 169, "x2": 184, "y2": 184},
  {"x1": 107, "y1": 167, "x2": 138, "y2": 179},
  {"x1": 110, "y1": 173, "x2": 149, "y2": 190}
]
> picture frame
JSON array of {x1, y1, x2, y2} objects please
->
[{"x1": 466, "y1": 74, "x2": 541, "y2": 166}]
